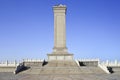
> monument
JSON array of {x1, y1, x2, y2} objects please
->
[
  {"x1": 0, "y1": 4, "x2": 120, "y2": 80},
  {"x1": 47, "y1": 4, "x2": 73, "y2": 61}
]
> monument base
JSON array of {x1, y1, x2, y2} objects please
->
[{"x1": 47, "y1": 53, "x2": 73, "y2": 61}]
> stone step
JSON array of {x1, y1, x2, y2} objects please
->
[{"x1": 20, "y1": 66, "x2": 105, "y2": 75}]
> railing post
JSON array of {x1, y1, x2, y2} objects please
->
[
  {"x1": 106, "y1": 60, "x2": 109, "y2": 66},
  {"x1": 6, "y1": 60, "x2": 8, "y2": 66},
  {"x1": 115, "y1": 60, "x2": 117, "y2": 66},
  {"x1": 14, "y1": 60, "x2": 17, "y2": 66}
]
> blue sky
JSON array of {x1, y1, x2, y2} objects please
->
[{"x1": 0, "y1": 0, "x2": 120, "y2": 61}]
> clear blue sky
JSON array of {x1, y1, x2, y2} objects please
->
[{"x1": 0, "y1": 0, "x2": 120, "y2": 61}]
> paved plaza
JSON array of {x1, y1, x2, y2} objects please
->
[{"x1": 0, "y1": 72, "x2": 120, "y2": 80}]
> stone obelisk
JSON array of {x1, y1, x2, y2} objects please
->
[{"x1": 47, "y1": 4, "x2": 73, "y2": 61}]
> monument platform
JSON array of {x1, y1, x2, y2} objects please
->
[{"x1": 0, "y1": 60, "x2": 120, "y2": 80}]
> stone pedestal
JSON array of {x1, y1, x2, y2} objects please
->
[
  {"x1": 48, "y1": 4, "x2": 73, "y2": 61},
  {"x1": 48, "y1": 54, "x2": 73, "y2": 61}
]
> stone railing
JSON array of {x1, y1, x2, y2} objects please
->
[
  {"x1": 23, "y1": 59, "x2": 43, "y2": 62},
  {"x1": 98, "y1": 63, "x2": 110, "y2": 74},
  {"x1": 101, "y1": 60, "x2": 120, "y2": 67},
  {"x1": 78, "y1": 58, "x2": 100, "y2": 62},
  {"x1": 0, "y1": 59, "x2": 43, "y2": 67},
  {"x1": 75, "y1": 60, "x2": 80, "y2": 67},
  {"x1": 0, "y1": 60, "x2": 19, "y2": 67}
]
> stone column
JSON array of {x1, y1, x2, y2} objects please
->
[{"x1": 53, "y1": 4, "x2": 67, "y2": 53}]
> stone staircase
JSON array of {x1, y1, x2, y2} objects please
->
[{"x1": 20, "y1": 61, "x2": 105, "y2": 74}]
